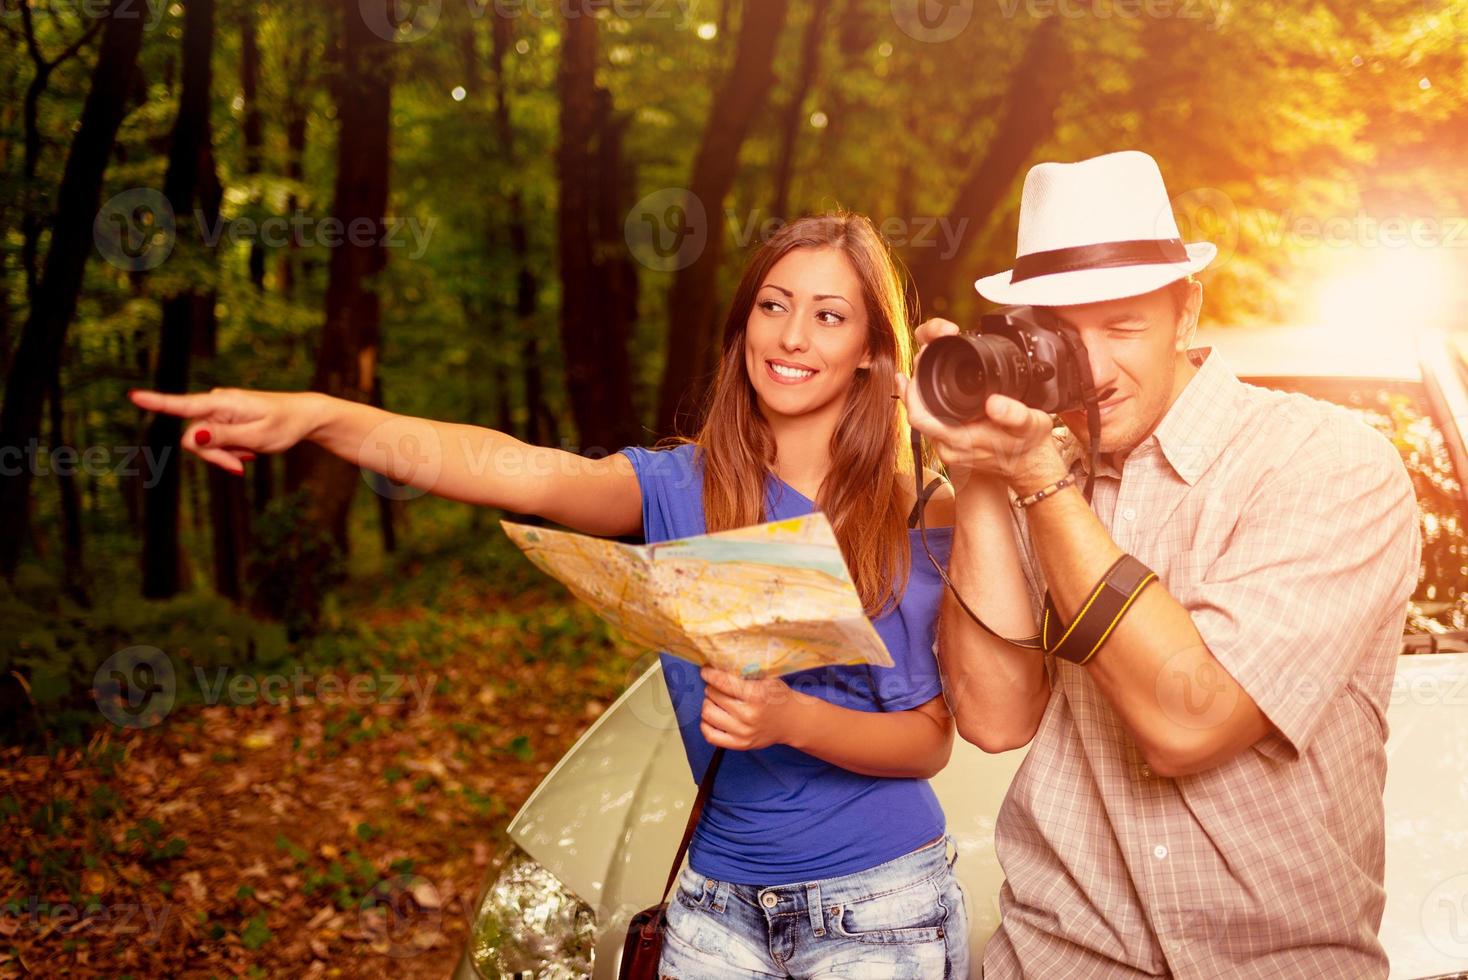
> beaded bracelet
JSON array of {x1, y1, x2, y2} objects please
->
[{"x1": 1013, "y1": 469, "x2": 1080, "y2": 509}]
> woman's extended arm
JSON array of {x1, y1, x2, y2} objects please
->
[
  {"x1": 699, "y1": 668, "x2": 954, "y2": 779},
  {"x1": 127, "y1": 387, "x2": 642, "y2": 537}
]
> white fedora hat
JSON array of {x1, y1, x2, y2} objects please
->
[{"x1": 975, "y1": 150, "x2": 1215, "y2": 306}]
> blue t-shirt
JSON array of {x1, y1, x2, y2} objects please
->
[{"x1": 620, "y1": 442, "x2": 955, "y2": 885}]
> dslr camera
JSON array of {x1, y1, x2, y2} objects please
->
[{"x1": 915, "y1": 305, "x2": 1095, "y2": 425}]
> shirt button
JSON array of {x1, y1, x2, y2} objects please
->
[
  {"x1": 761, "y1": 892, "x2": 778, "y2": 908},
  {"x1": 1153, "y1": 844, "x2": 1169, "y2": 860},
  {"x1": 1140, "y1": 764, "x2": 1152, "y2": 778},
  {"x1": 1122, "y1": 507, "x2": 1137, "y2": 521}
]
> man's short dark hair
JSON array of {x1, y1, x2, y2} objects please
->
[{"x1": 1165, "y1": 275, "x2": 1198, "y2": 319}]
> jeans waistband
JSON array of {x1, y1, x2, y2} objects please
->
[{"x1": 722, "y1": 833, "x2": 955, "y2": 917}]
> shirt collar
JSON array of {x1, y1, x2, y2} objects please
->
[
  {"x1": 1056, "y1": 347, "x2": 1241, "y2": 487},
  {"x1": 1147, "y1": 346, "x2": 1241, "y2": 485}
]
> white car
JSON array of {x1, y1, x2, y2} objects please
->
[{"x1": 455, "y1": 326, "x2": 1468, "y2": 980}]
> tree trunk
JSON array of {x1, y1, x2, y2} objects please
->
[
  {"x1": 278, "y1": 45, "x2": 312, "y2": 296},
  {"x1": 654, "y1": 0, "x2": 791, "y2": 438},
  {"x1": 283, "y1": 0, "x2": 392, "y2": 553},
  {"x1": 555, "y1": 4, "x2": 639, "y2": 454},
  {"x1": 192, "y1": 143, "x2": 250, "y2": 602},
  {"x1": 591, "y1": 90, "x2": 641, "y2": 436},
  {"x1": 0, "y1": 0, "x2": 149, "y2": 579},
  {"x1": 907, "y1": 16, "x2": 1070, "y2": 315},
  {"x1": 770, "y1": 0, "x2": 831, "y2": 220},
  {"x1": 240, "y1": 2, "x2": 265, "y2": 290},
  {"x1": 491, "y1": 10, "x2": 553, "y2": 446},
  {"x1": 49, "y1": 359, "x2": 88, "y2": 605},
  {"x1": 143, "y1": 0, "x2": 218, "y2": 598},
  {"x1": 370, "y1": 374, "x2": 396, "y2": 554}
]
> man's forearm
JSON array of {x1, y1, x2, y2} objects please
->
[
  {"x1": 939, "y1": 477, "x2": 1050, "y2": 752},
  {"x1": 1020, "y1": 473, "x2": 1269, "y2": 776}
]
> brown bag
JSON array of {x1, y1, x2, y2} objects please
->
[{"x1": 618, "y1": 747, "x2": 725, "y2": 979}]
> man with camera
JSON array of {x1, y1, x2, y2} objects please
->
[{"x1": 898, "y1": 150, "x2": 1421, "y2": 977}]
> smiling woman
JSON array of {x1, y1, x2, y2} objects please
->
[
  {"x1": 617, "y1": 213, "x2": 972, "y2": 977},
  {"x1": 696, "y1": 214, "x2": 919, "y2": 618}
]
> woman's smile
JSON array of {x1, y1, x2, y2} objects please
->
[{"x1": 765, "y1": 358, "x2": 820, "y2": 384}]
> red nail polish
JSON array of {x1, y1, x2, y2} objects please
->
[{"x1": 197, "y1": 429, "x2": 211, "y2": 445}]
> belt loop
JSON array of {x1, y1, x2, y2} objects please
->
[
  {"x1": 805, "y1": 881, "x2": 824, "y2": 937},
  {"x1": 711, "y1": 878, "x2": 729, "y2": 914},
  {"x1": 946, "y1": 834, "x2": 959, "y2": 870}
]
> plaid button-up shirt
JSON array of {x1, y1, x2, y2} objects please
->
[{"x1": 983, "y1": 349, "x2": 1421, "y2": 979}]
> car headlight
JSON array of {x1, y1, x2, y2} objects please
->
[{"x1": 467, "y1": 845, "x2": 597, "y2": 979}]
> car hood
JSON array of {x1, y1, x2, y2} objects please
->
[{"x1": 506, "y1": 653, "x2": 1468, "y2": 978}]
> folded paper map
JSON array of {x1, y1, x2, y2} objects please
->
[{"x1": 500, "y1": 514, "x2": 894, "y2": 677}]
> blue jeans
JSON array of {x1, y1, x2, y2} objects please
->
[{"x1": 659, "y1": 834, "x2": 970, "y2": 979}]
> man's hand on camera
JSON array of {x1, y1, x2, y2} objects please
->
[{"x1": 903, "y1": 318, "x2": 1067, "y2": 496}]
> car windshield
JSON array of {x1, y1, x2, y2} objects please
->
[{"x1": 1241, "y1": 377, "x2": 1467, "y2": 640}]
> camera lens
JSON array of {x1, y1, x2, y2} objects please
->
[{"x1": 916, "y1": 334, "x2": 1029, "y2": 424}]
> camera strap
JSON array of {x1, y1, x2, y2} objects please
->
[
  {"x1": 911, "y1": 428, "x2": 1045, "y2": 650},
  {"x1": 1040, "y1": 554, "x2": 1157, "y2": 665},
  {"x1": 908, "y1": 386, "x2": 1105, "y2": 653}
]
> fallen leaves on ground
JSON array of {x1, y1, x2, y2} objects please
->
[{"x1": 1, "y1": 566, "x2": 640, "y2": 978}]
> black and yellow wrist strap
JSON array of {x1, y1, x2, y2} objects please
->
[{"x1": 1040, "y1": 554, "x2": 1157, "y2": 665}]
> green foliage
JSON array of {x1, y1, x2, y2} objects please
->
[
  {"x1": 125, "y1": 818, "x2": 188, "y2": 863},
  {"x1": 2, "y1": 0, "x2": 1464, "y2": 758},
  {"x1": 245, "y1": 490, "x2": 346, "y2": 639},
  {"x1": 239, "y1": 913, "x2": 272, "y2": 951}
]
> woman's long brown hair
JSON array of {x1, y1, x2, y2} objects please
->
[{"x1": 690, "y1": 213, "x2": 918, "y2": 618}]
